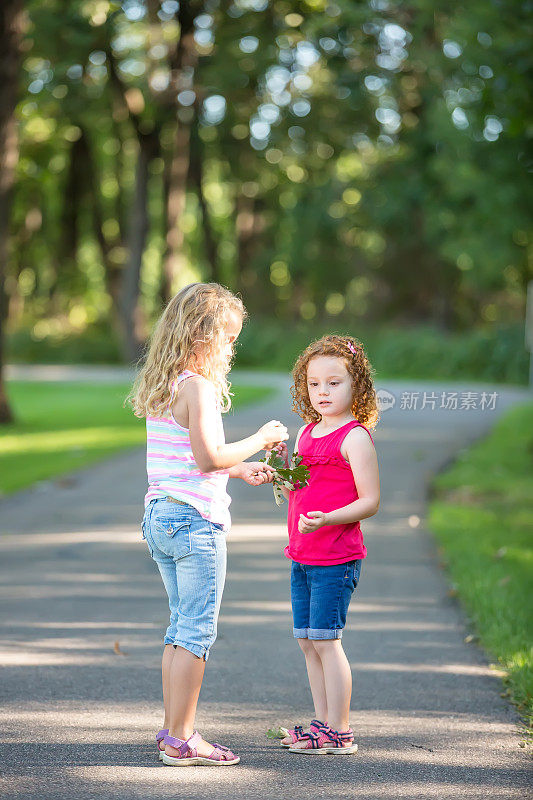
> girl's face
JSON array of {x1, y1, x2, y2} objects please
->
[
  {"x1": 221, "y1": 310, "x2": 243, "y2": 369},
  {"x1": 306, "y1": 355, "x2": 353, "y2": 419},
  {"x1": 194, "y1": 310, "x2": 242, "y2": 373}
]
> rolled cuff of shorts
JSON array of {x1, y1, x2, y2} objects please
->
[
  {"x1": 293, "y1": 627, "x2": 309, "y2": 639},
  {"x1": 307, "y1": 628, "x2": 343, "y2": 640},
  {"x1": 172, "y1": 639, "x2": 211, "y2": 660}
]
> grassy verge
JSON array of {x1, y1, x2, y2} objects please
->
[
  {"x1": 0, "y1": 381, "x2": 271, "y2": 496},
  {"x1": 429, "y1": 402, "x2": 533, "y2": 738}
]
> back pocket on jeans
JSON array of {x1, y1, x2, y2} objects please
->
[{"x1": 153, "y1": 517, "x2": 192, "y2": 559}]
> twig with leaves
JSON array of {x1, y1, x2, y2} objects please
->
[{"x1": 261, "y1": 450, "x2": 310, "y2": 506}]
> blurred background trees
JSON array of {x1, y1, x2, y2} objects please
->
[{"x1": 2, "y1": 0, "x2": 531, "y2": 383}]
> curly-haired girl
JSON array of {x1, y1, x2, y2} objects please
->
[
  {"x1": 130, "y1": 282, "x2": 288, "y2": 766},
  {"x1": 277, "y1": 334, "x2": 380, "y2": 755}
]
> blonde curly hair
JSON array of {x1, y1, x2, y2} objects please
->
[
  {"x1": 291, "y1": 334, "x2": 379, "y2": 429},
  {"x1": 129, "y1": 283, "x2": 246, "y2": 418}
]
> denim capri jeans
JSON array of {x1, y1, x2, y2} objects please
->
[
  {"x1": 142, "y1": 498, "x2": 226, "y2": 660},
  {"x1": 291, "y1": 559, "x2": 362, "y2": 640}
]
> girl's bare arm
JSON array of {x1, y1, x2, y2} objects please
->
[
  {"x1": 324, "y1": 427, "x2": 380, "y2": 524},
  {"x1": 183, "y1": 377, "x2": 288, "y2": 472}
]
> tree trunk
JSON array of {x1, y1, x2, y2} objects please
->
[
  {"x1": 107, "y1": 44, "x2": 163, "y2": 361},
  {"x1": 119, "y1": 132, "x2": 159, "y2": 362},
  {"x1": 235, "y1": 194, "x2": 266, "y2": 296},
  {"x1": 189, "y1": 121, "x2": 220, "y2": 282},
  {"x1": 162, "y1": 115, "x2": 192, "y2": 301},
  {"x1": 79, "y1": 127, "x2": 122, "y2": 311},
  {"x1": 161, "y1": 4, "x2": 198, "y2": 301},
  {"x1": 56, "y1": 134, "x2": 84, "y2": 294},
  {"x1": 0, "y1": 0, "x2": 23, "y2": 424}
]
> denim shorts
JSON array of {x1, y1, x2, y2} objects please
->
[
  {"x1": 291, "y1": 559, "x2": 362, "y2": 640},
  {"x1": 142, "y1": 499, "x2": 227, "y2": 660}
]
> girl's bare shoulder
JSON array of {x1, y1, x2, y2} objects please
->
[
  {"x1": 294, "y1": 423, "x2": 309, "y2": 450},
  {"x1": 173, "y1": 374, "x2": 216, "y2": 426},
  {"x1": 179, "y1": 373, "x2": 215, "y2": 399},
  {"x1": 341, "y1": 424, "x2": 375, "y2": 458}
]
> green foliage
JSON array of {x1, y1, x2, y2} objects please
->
[
  {"x1": 5, "y1": 0, "x2": 531, "y2": 359},
  {"x1": 266, "y1": 726, "x2": 289, "y2": 740},
  {"x1": 6, "y1": 325, "x2": 122, "y2": 364},
  {"x1": 366, "y1": 322, "x2": 529, "y2": 384},
  {"x1": 7, "y1": 318, "x2": 529, "y2": 384},
  {"x1": 234, "y1": 317, "x2": 528, "y2": 385},
  {"x1": 429, "y1": 403, "x2": 533, "y2": 735},
  {"x1": 261, "y1": 449, "x2": 310, "y2": 506}
]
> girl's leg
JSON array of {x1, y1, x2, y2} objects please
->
[
  {"x1": 281, "y1": 638, "x2": 327, "y2": 746},
  {"x1": 164, "y1": 519, "x2": 227, "y2": 758},
  {"x1": 312, "y1": 639, "x2": 352, "y2": 732},
  {"x1": 299, "y1": 561, "x2": 359, "y2": 736},
  {"x1": 298, "y1": 638, "x2": 328, "y2": 722},
  {"x1": 163, "y1": 646, "x2": 218, "y2": 759},
  {"x1": 167, "y1": 645, "x2": 206, "y2": 740},
  {"x1": 282, "y1": 562, "x2": 317, "y2": 747},
  {"x1": 161, "y1": 644, "x2": 175, "y2": 729}
]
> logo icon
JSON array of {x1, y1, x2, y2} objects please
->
[{"x1": 376, "y1": 388, "x2": 396, "y2": 412}]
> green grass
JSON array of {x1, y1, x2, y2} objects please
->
[
  {"x1": 429, "y1": 402, "x2": 533, "y2": 737},
  {"x1": 0, "y1": 381, "x2": 271, "y2": 496}
]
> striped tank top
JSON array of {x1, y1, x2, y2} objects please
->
[{"x1": 144, "y1": 370, "x2": 231, "y2": 532}]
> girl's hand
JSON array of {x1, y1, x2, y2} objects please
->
[
  {"x1": 259, "y1": 420, "x2": 289, "y2": 449},
  {"x1": 298, "y1": 511, "x2": 328, "y2": 534},
  {"x1": 270, "y1": 442, "x2": 289, "y2": 466},
  {"x1": 239, "y1": 461, "x2": 275, "y2": 486}
]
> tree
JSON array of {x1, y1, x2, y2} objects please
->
[
  {"x1": 0, "y1": 0, "x2": 23, "y2": 423},
  {"x1": 4, "y1": 0, "x2": 530, "y2": 365}
]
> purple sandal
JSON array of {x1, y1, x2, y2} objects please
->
[
  {"x1": 156, "y1": 728, "x2": 169, "y2": 761},
  {"x1": 161, "y1": 731, "x2": 240, "y2": 767},
  {"x1": 281, "y1": 719, "x2": 325, "y2": 748}
]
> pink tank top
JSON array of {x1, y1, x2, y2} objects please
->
[{"x1": 285, "y1": 419, "x2": 375, "y2": 566}]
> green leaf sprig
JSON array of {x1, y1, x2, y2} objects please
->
[
  {"x1": 266, "y1": 726, "x2": 289, "y2": 739},
  {"x1": 261, "y1": 451, "x2": 310, "y2": 506}
]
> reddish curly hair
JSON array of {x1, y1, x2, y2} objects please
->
[{"x1": 291, "y1": 334, "x2": 379, "y2": 429}]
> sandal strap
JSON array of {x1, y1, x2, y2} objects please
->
[
  {"x1": 211, "y1": 743, "x2": 236, "y2": 761},
  {"x1": 312, "y1": 720, "x2": 330, "y2": 734},
  {"x1": 164, "y1": 734, "x2": 188, "y2": 756},
  {"x1": 288, "y1": 724, "x2": 305, "y2": 742},
  {"x1": 164, "y1": 730, "x2": 202, "y2": 757},
  {"x1": 297, "y1": 731, "x2": 322, "y2": 749},
  {"x1": 288, "y1": 720, "x2": 324, "y2": 743},
  {"x1": 324, "y1": 728, "x2": 354, "y2": 747},
  {"x1": 292, "y1": 724, "x2": 304, "y2": 735},
  {"x1": 155, "y1": 728, "x2": 169, "y2": 743}
]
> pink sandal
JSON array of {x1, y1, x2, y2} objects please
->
[
  {"x1": 288, "y1": 725, "x2": 358, "y2": 755},
  {"x1": 281, "y1": 719, "x2": 325, "y2": 748},
  {"x1": 156, "y1": 728, "x2": 168, "y2": 761},
  {"x1": 161, "y1": 731, "x2": 240, "y2": 766}
]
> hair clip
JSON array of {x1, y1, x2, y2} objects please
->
[{"x1": 346, "y1": 341, "x2": 358, "y2": 355}]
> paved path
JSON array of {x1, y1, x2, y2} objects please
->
[{"x1": 0, "y1": 373, "x2": 531, "y2": 799}]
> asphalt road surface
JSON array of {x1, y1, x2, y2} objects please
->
[{"x1": 1, "y1": 371, "x2": 531, "y2": 799}]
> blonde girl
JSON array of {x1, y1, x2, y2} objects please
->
[
  {"x1": 276, "y1": 335, "x2": 380, "y2": 754},
  {"x1": 131, "y1": 283, "x2": 287, "y2": 766}
]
